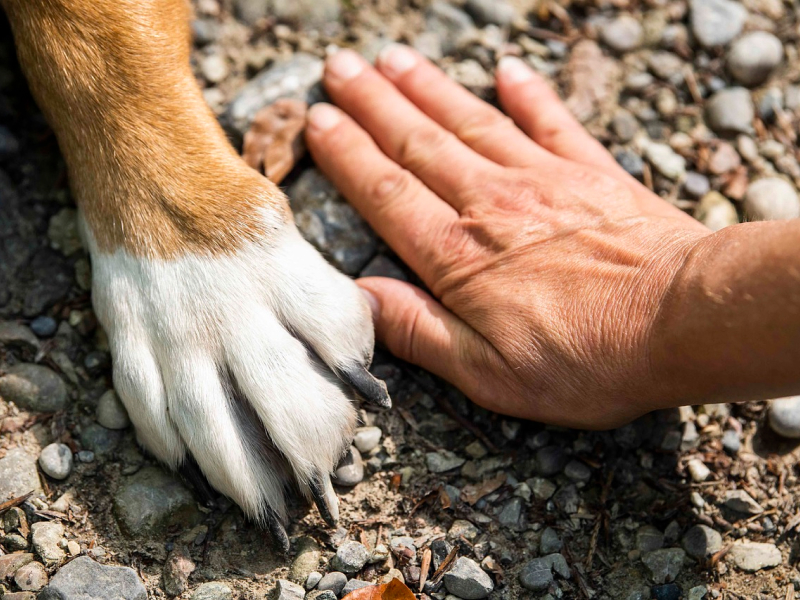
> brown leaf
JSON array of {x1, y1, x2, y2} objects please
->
[
  {"x1": 460, "y1": 473, "x2": 507, "y2": 506},
  {"x1": 341, "y1": 578, "x2": 415, "y2": 600},
  {"x1": 564, "y1": 40, "x2": 621, "y2": 125},
  {"x1": 242, "y1": 98, "x2": 308, "y2": 185}
]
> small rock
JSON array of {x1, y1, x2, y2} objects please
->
[
  {"x1": 443, "y1": 557, "x2": 494, "y2": 600},
  {"x1": 307, "y1": 591, "x2": 337, "y2": 600},
  {"x1": 648, "y1": 52, "x2": 684, "y2": 84},
  {"x1": 615, "y1": 150, "x2": 644, "y2": 177},
  {"x1": 67, "y1": 541, "x2": 81, "y2": 556},
  {"x1": 200, "y1": 54, "x2": 228, "y2": 84},
  {"x1": 708, "y1": 143, "x2": 741, "y2": 174},
  {"x1": 688, "y1": 585, "x2": 707, "y2": 600},
  {"x1": 31, "y1": 521, "x2": 65, "y2": 566},
  {"x1": 553, "y1": 484, "x2": 580, "y2": 514},
  {"x1": 768, "y1": 396, "x2": 800, "y2": 438},
  {"x1": 636, "y1": 526, "x2": 664, "y2": 554},
  {"x1": 743, "y1": 178, "x2": 800, "y2": 221},
  {"x1": 694, "y1": 192, "x2": 739, "y2": 231},
  {"x1": 690, "y1": 0, "x2": 747, "y2": 48},
  {"x1": 564, "y1": 460, "x2": 592, "y2": 483},
  {"x1": 269, "y1": 579, "x2": 305, "y2": 600},
  {"x1": 342, "y1": 580, "x2": 374, "y2": 595},
  {"x1": 706, "y1": 88, "x2": 754, "y2": 134},
  {"x1": 425, "y1": 2, "x2": 476, "y2": 55},
  {"x1": 0, "y1": 553, "x2": 34, "y2": 579},
  {"x1": 96, "y1": 390, "x2": 131, "y2": 430},
  {"x1": 333, "y1": 446, "x2": 365, "y2": 486},
  {"x1": 645, "y1": 143, "x2": 686, "y2": 180},
  {"x1": 687, "y1": 459, "x2": 711, "y2": 483},
  {"x1": 498, "y1": 497, "x2": 524, "y2": 530},
  {"x1": 352, "y1": 426, "x2": 381, "y2": 454},
  {"x1": 529, "y1": 477, "x2": 557, "y2": 500},
  {"x1": 682, "y1": 525, "x2": 723, "y2": 559},
  {"x1": 723, "y1": 490, "x2": 764, "y2": 515},
  {"x1": 540, "y1": 528, "x2": 562, "y2": 554},
  {"x1": 305, "y1": 572, "x2": 322, "y2": 590},
  {"x1": 192, "y1": 582, "x2": 233, "y2": 600},
  {"x1": 0, "y1": 447, "x2": 43, "y2": 500},
  {"x1": 14, "y1": 562, "x2": 48, "y2": 592},
  {"x1": 728, "y1": 542, "x2": 782, "y2": 572},
  {"x1": 684, "y1": 172, "x2": 710, "y2": 199},
  {"x1": 611, "y1": 109, "x2": 639, "y2": 142},
  {"x1": 642, "y1": 548, "x2": 686, "y2": 584},
  {"x1": 79, "y1": 423, "x2": 122, "y2": 458},
  {"x1": 39, "y1": 443, "x2": 73, "y2": 480},
  {"x1": 0, "y1": 321, "x2": 39, "y2": 352},
  {"x1": 290, "y1": 537, "x2": 320, "y2": 583},
  {"x1": 535, "y1": 446, "x2": 567, "y2": 476},
  {"x1": 316, "y1": 572, "x2": 347, "y2": 595},
  {"x1": 722, "y1": 430, "x2": 741, "y2": 453},
  {"x1": 727, "y1": 32, "x2": 783, "y2": 87},
  {"x1": 30, "y1": 316, "x2": 57, "y2": 338},
  {"x1": 40, "y1": 557, "x2": 146, "y2": 600},
  {"x1": 426, "y1": 450, "x2": 466, "y2": 473},
  {"x1": 0, "y1": 364, "x2": 68, "y2": 412},
  {"x1": 47, "y1": 208, "x2": 83, "y2": 257},
  {"x1": 331, "y1": 541, "x2": 370, "y2": 574},
  {"x1": 163, "y1": 546, "x2": 195, "y2": 596},
  {"x1": 77, "y1": 450, "x2": 95, "y2": 463},
  {"x1": 652, "y1": 583, "x2": 682, "y2": 600},
  {"x1": 448, "y1": 520, "x2": 479, "y2": 542},
  {"x1": 463, "y1": 0, "x2": 517, "y2": 26},
  {"x1": 601, "y1": 15, "x2": 644, "y2": 53},
  {"x1": 519, "y1": 557, "x2": 553, "y2": 591}
]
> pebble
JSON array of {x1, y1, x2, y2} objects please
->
[
  {"x1": 352, "y1": 426, "x2": 381, "y2": 454},
  {"x1": 39, "y1": 556, "x2": 146, "y2": 600},
  {"x1": 687, "y1": 459, "x2": 711, "y2": 482},
  {"x1": 652, "y1": 583, "x2": 682, "y2": 600},
  {"x1": 684, "y1": 172, "x2": 710, "y2": 198},
  {"x1": 331, "y1": 541, "x2": 370, "y2": 574},
  {"x1": 342, "y1": 580, "x2": 374, "y2": 595},
  {"x1": 497, "y1": 497, "x2": 524, "y2": 530},
  {"x1": 642, "y1": 548, "x2": 686, "y2": 584},
  {"x1": 79, "y1": 423, "x2": 122, "y2": 458},
  {"x1": 611, "y1": 109, "x2": 639, "y2": 142},
  {"x1": 192, "y1": 582, "x2": 233, "y2": 600},
  {"x1": 682, "y1": 525, "x2": 723, "y2": 558},
  {"x1": 722, "y1": 429, "x2": 741, "y2": 454},
  {"x1": 708, "y1": 143, "x2": 741, "y2": 174},
  {"x1": 728, "y1": 542, "x2": 782, "y2": 572},
  {"x1": 288, "y1": 169, "x2": 378, "y2": 275},
  {"x1": 540, "y1": 527, "x2": 563, "y2": 554},
  {"x1": 601, "y1": 15, "x2": 644, "y2": 53},
  {"x1": 768, "y1": 396, "x2": 800, "y2": 438},
  {"x1": 648, "y1": 52, "x2": 684, "y2": 84},
  {"x1": 0, "y1": 124, "x2": 20, "y2": 159},
  {"x1": 690, "y1": 0, "x2": 747, "y2": 47},
  {"x1": 332, "y1": 446, "x2": 365, "y2": 486},
  {"x1": 723, "y1": 490, "x2": 764, "y2": 514},
  {"x1": 14, "y1": 562, "x2": 48, "y2": 592},
  {"x1": 200, "y1": 54, "x2": 228, "y2": 84},
  {"x1": 645, "y1": 143, "x2": 686, "y2": 180},
  {"x1": 316, "y1": 572, "x2": 347, "y2": 595},
  {"x1": 31, "y1": 521, "x2": 65, "y2": 566},
  {"x1": 113, "y1": 466, "x2": 201, "y2": 535},
  {"x1": 0, "y1": 447, "x2": 43, "y2": 500},
  {"x1": 305, "y1": 572, "x2": 323, "y2": 590},
  {"x1": 425, "y1": 2, "x2": 476, "y2": 55},
  {"x1": 443, "y1": 557, "x2": 494, "y2": 600},
  {"x1": 163, "y1": 546, "x2": 195, "y2": 596},
  {"x1": 426, "y1": 450, "x2": 466, "y2": 473},
  {"x1": 0, "y1": 321, "x2": 39, "y2": 352},
  {"x1": 705, "y1": 88, "x2": 754, "y2": 134},
  {"x1": 463, "y1": 0, "x2": 517, "y2": 27},
  {"x1": 743, "y1": 178, "x2": 800, "y2": 221},
  {"x1": 30, "y1": 316, "x2": 57, "y2": 338},
  {"x1": 0, "y1": 553, "x2": 34, "y2": 579},
  {"x1": 77, "y1": 450, "x2": 95, "y2": 463},
  {"x1": 564, "y1": 460, "x2": 592, "y2": 483},
  {"x1": 39, "y1": 443, "x2": 73, "y2": 480},
  {"x1": 47, "y1": 208, "x2": 83, "y2": 256},
  {"x1": 307, "y1": 591, "x2": 337, "y2": 600},
  {"x1": 96, "y1": 390, "x2": 131, "y2": 430},
  {"x1": 636, "y1": 526, "x2": 664, "y2": 554},
  {"x1": 694, "y1": 192, "x2": 739, "y2": 231},
  {"x1": 727, "y1": 32, "x2": 783, "y2": 87},
  {"x1": 0, "y1": 363, "x2": 68, "y2": 412},
  {"x1": 290, "y1": 537, "x2": 320, "y2": 584},
  {"x1": 535, "y1": 446, "x2": 567, "y2": 476},
  {"x1": 269, "y1": 579, "x2": 305, "y2": 600},
  {"x1": 615, "y1": 150, "x2": 644, "y2": 177},
  {"x1": 519, "y1": 557, "x2": 553, "y2": 591},
  {"x1": 390, "y1": 536, "x2": 417, "y2": 554}
]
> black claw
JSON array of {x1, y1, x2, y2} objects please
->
[
  {"x1": 309, "y1": 474, "x2": 337, "y2": 528},
  {"x1": 264, "y1": 506, "x2": 291, "y2": 553},
  {"x1": 178, "y1": 456, "x2": 218, "y2": 508},
  {"x1": 338, "y1": 365, "x2": 392, "y2": 408}
]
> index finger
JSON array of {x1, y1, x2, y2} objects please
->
[{"x1": 305, "y1": 102, "x2": 459, "y2": 286}]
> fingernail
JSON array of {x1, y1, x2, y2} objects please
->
[
  {"x1": 359, "y1": 288, "x2": 381, "y2": 322},
  {"x1": 307, "y1": 103, "x2": 341, "y2": 131},
  {"x1": 497, "y1": 56, "x2": 534, "y2": 84},
  {"x1": 327, "y1": 49, "x2": 365, "y2": 81},
  {"x1": 378, "y1": 43, "x2": 418, "y2": 78}
]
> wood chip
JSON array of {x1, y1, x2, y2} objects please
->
[{"x1": 242, "y1": 98, "x2": 308, "y2": 185}]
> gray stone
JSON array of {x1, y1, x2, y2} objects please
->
[
  {"x1": 426, "y1": 450, "x2": 466, "y2": 473},
  {"x1": 535, "y1": 446, "x2": 567, "y2": 476},
  {"x1": 443, "y1": 557, "x2": 494, "y2": 600},
  {"x1": 723, "y1": 490, "x2": 764, "y2": 514},
  {"x1": 601, "y1": 15, "x2": 644, "y2": 53},
  {"x1": 307, "y1": 592, "x2": 337, "y2": 600},
  {"x1": 316, "y1": 572, "x2": 347, "y2": 595},
  {"x1": 226, "y1": 54, "x2": 324, "y2": 134},
  {"x1": 612, "y1": 109, "x2": 639, "y2": 142},
  {"x1": 390, "y1": 536, "x2": 418, "y2": 553},
  {"x1": 305, "y1": 572, "x2": 322, "y2": 590},
  {"x1": 96, "y1": 390, "x2": 131, "y2": 430},
  {"x1": 31, "y1": 522, "x2": 65, "y2": 566},
  {"x1": 1, "y1": 533, "x2": 30, "y2": 550},
  {"x1": 636, "y1": 526, "x2": 664, "y2": 554},
  {"x1": 0, "y1": 363, "x2": 67, "y2": 412},
  {"x1": 694, "y1": 192, "x2": 739, "y2": 231},
  {"x1": 47, "y1": 208, "x2": 83, "y2": 257},
  {"x1": 39, "y1": 443, "x2": 73, "y2": 480},
  {"x1": 331, "y1": 541, "x2": 370, "y2": 574},
  {"x1": 30, "y1": 316, "x2": 57, "y2": 338},
  {"x1": 192, "y1": 582, "x2": 233, "y2": 600},
  {"x1": 288, "y1": 170, "x2": 378, "y2": 275},
  {"x1": 682, "y1": 525, "x2": 723, "y2": 558},
  {"x1": 14, "y1": 561, "x2": 48, "y2": 592},
  {"x1": 163, "y1": 546, "x2": 195, "y2": 596},
  {"x1": 498, "y1": 497, "x2": 524, "y2": 530},
  {"x1": 684, "y1": 172, "x2": 711, "y2": 199},
  {"x1": 332, "y1": 446, "x2": 365, "y2": 486},
  {"x1": 706, "y1": 88, "x2": 754, "y2": 134},
  {"x1": 353, "y1": 426, "x2": 382, "y2": 454},
  {"x1": 642, "y1": 548, "x2": 686, "y2": 584},
  {"x1": 743, "y1": 178, "x2": 800, "y2": 221},
  {"x1": 0, "y1": 553, "x2": 34, "y2": 579},
  {"x1": 529, "y1": 477, "x2": 557, "y2": 500},
  {"x1": 727, "y1": 32, "x2": 783, "y2": 86},
  {"x1": 540, "y1": 527, "x2": 562, "y2": 554},
  {"x1": 342, "y1": 580, "x2": 374, "y2": 595},
  {"x1": 79, "y1": 422, "x2": 122, "y2": 458},
  {"x1": 425, "y1": 2, "x2": 476, "y2": 55},
  {"x1": 234, "y1": 0, "x2": 340, "y2": 27},
  {"x1": 519, "y1": 558, "x2": 553, "y2": 591},
  {"x1": 463, "y1": 0, "x2": 517, "y2": 26},
  {"x1": 648, "y1": 52, "x2": 684, "y2": 84},
  {"x1": 289, "y1": 537, "x2": 320, "y2": 583},
  {"x1": 269, "y1": 579, "x2": 305, "y2": 600},
  {"x1": 645, "y1": 143, "x2": 686, "y2": 180},
  {"x1": 768, "y1": 396, "x2": 800, "y2": 438},
  {"x1": 0, "y1": 447, "x2": 42, "y2": 500},
  {"x1": 690, "y1": 0, "x2": 747, "y2": 48},
  {"x1": 114, "y1": 467, "x2": 201, "y2": 536},
  {"x1": 728, "y1": 542, "x2": 781, "y2": 572},
  {"x1": 564, "y1": 460, "x2": 592, "y2": 483},
  {"x1": 39, "y1": 557, "x2": 146, "y2": 600},
  {"x1": 687, "y1": 459, "x2": 711, "y2": 483},
  {"x1": 615, "y1": 149, "x2": 644, "y2": 177},
  {"x1": 0, "y1": 321, "x2": 39, "y2": 352},
  {"x1": 722, "y1": 429, "x2": 741, "y2": 453},
  {"x1": 553, "y1": 484, "x2": 580, "y2": 514}
]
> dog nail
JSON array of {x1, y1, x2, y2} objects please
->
[
  {"x1": 338, "y1": 364, "x2": 392, "y2": 409},
  {"x1": 309, "y1": 472, "x2": 339, "y2": 527}
]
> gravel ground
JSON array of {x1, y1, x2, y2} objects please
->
[{"x1": 2, "y1": 0, "x2": 800, "y2": 598}]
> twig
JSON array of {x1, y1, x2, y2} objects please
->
[
  {"x1": 0, "y1": 491, "x2": 34, "y2": 514},
  {"x1": 419, "y1": 548, "x2": 432, "y2": 592}
]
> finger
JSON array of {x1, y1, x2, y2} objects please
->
[
  {"x1": 376, "y1": 44, "x2": 552, "y2": 168},
  {"x1": 356, "y1": 278, "x2": 491, "y2": 400},
  {"x1": 306, "y1": 102, "x2": 459, "y2": 285},
  {"x1": 496, "y1": 57, "x2": 628, "y2": 176},
  {"x1": 323, "y1": 49, "x2": 501, "y2": 209}
]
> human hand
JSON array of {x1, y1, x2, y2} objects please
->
[{"x1": 305, "y1": 45, "x2": 713, "y2": 429}]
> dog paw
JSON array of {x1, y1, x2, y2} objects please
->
[{"x1": 84, "y1": 217, "x2": 388, "y2": 549}]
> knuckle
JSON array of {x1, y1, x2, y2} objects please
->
[
  {"x1": 395, "y1": 126, "x2": 454, "y2": 171},
  {"x1": 458, "y1": 111, "x2": 515, "y2": 146},
  {"x1": 370, "y1": 167, "x2": 416, "y2": 209}
]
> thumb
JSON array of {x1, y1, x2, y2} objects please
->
[{"x1": 357, "y1": 277, "x2": 486, "y2": 393}]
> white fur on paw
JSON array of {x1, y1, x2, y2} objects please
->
[{"x1": 81, "y1": 214, "x2": 383, "y2": 530}]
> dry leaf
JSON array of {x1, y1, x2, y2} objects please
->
[
  {"x1": 341, "y1": 578, "x2": 415, "y2": 600},
  {"x1": 460, "y1": 473, "x2": 507, "y2": 506},
  {"x1": 564, "y1": 40, "x2": 621, "y2": 125},
  {"x1": 242, "y1": 98, "x2": 308, "y2": 184}
]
